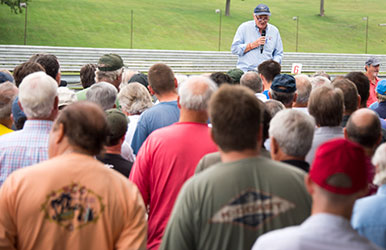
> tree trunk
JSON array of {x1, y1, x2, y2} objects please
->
[
  {"x1": 225, "y1": 0, "x2": 230, "y2": 16},
  {"x1": 319, "y1": 0, "x2": 325, "y2": 16}
]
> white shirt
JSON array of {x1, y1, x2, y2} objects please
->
[{"x1": 252, "y1": 213, "x2": 382, "y2": 250}]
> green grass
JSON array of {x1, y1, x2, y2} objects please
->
[{"x1": 1, "y1": 0, "x2": 386, "y2": 53}]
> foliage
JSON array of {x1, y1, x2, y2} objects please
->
[{"x1": 1, "y1": 0, "x2": 28, "y2": 14}]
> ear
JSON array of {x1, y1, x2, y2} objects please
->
[
  {"x1": 55, "y1": 72, "x2": 61, "y2": 85},
  {"x1": 55, "y1": 123, "x2": 65, "y2": 144},
  {"x1": 148, "y1": 85, "x2": 155, "y2": 95},
  {"x1": 268, "y1": 91, "x2": 272, "y2": 99},
  {"x1": 18, "y1": 100, "x2": 24, "y2": 112},
  {"x1": 174, "y1": 78, "x2": 178, "y2": 89},
  {"x1": 304, "y1": 174, "x2": 314, "y2": 195},
  {"x1": 357, "y1": 95, "x2": 361, "y2": 110},
  {"x1": 270, "y1": 137, "x2": 279, "y2": 159},
  {"x1": 293, "y1": 93, "x2": 298, "y2": 103},
  {"x1": 343, "y1": 127, "x2": 349, "y2": 139},
  {"x1": 177, "y1": 96, "x2": 182, "y2": 109}
]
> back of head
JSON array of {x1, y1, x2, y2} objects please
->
[
  {"x1": 148, "y1": 63, "x2": 175, "y2": 95},
  {"x1": 0, "y1": 82, "x2": 18, "y2": 120},
  {"x1": 372, "y1": 143, "x2": 386, "y2": 186},
  {"x1": 295, "y1": 74, "x2": 312, "y2": 105},
  {"x1": 30, "y1": 54, "x2": 60, "y2": 80},
  {"x1": 269, "y1": 74, "x2": 297, "y2": 107},
  {"x1": 264, "y1": 99, "x2": 285, "y2": 118},
  {"x1": 312, "y1": 71, "x2": 331, "y2": 80},
  {"x1": 86, "y1": 82, "x2": 117, "y2": 111},
  {"x1": 345, "y1": 72, "x2": 370, "y2": 108},
  {"x1": 57, "y1": 87, "x2": 77, "y2": 110},
  {"x1": 240, "y1": 71, "x2": 263, "y2": 93},
  {"x1": 210, "y1": 72, "x2": 233, "y2": 87},
  {"x1": 178, "y1": 76, "x2": 217, "y2": 111},
  {"x1": 105, "y1": 109, "x2": 128, "y2": 146},
  {"x1": 80, "y1": 64, "x2": 97, "y2": 89},
  {"x1": 310, "y1": 76, "x2": 331, "y2": 90},
  {"x1": 257, "y1": 59, "x2": 281, "y2": 83},
  {"x1": 209, "y1": 85, "x2": 263, "y2": 152},
  {"x1": 118, "y1": 82, "x2": 153, "y2": 115},
  {"x1": 128, "y1": 73, "x2": 149, "y2": 89},
  {"x1": 13, "y1": 61, "x2": 45, "y2": 87},
  {"x1": 19, "y1": 72, "x2": 58, "y2": 119},
  {"x1": 0, "y1": 70, "x2": 14, "y2": 84},
  {"x1": 95, "y1": 54, "x2": 124, "y2": 87},
  {"x1": 269, "y1": 109, "x2": 315, "y2": 157},
  {"x1": 310, "y1": 139, "x2": 367, "y2": 199},
  {"x1": 346, "y1": 108, "x2": 381, "y2": 149},
  {"x1": 332, "y1": 78, "x2": 359, "y2": 115},
  {"x1": 308, "y1": 85, "x2": 344, "y2": 126},
  {"x1": 53, "y1": 101, "x2": 108, "y2": 156}
]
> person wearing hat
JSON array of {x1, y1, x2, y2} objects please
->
[
  {"x1": 96, "y1": 109, "x2": 133, "y2": 177},
  {"x1": 95, "y1": 53, "x2": 125, "y2": 91},
  {"x1": 231, "y1": 3, "x2": 283, "y2": 72},
  {"x1": 253, "y1": 138, "x2": 382, "y2": 250},
  {"x1": 373, "y1": 79, "x2": 386, "y2": 119},
  {"x1": 268, "y1": 74, "x2": 297, "y2": 108},
  {"x1": 365, "y1": 57, "x2": 381, "y2": 107}
]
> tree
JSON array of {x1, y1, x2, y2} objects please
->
[
  {"x1": 319, "y1": 0, "x2": 325, "y2": 16},
  {"x1": 1, "y1": 0, "x2": 29, "y2": 14},
  {"x1": 225, "y1": 0, "x2": 230, "y2": 16}
]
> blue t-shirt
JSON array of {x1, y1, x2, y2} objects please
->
[{"x1": 131, "y1": 101, "x2": 180, "y2": 155}]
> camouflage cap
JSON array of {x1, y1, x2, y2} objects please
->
[{"x1": 97, "y1": 54, "x2": 124, "y2": 71}]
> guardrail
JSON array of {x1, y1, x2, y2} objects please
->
[{"x1": 1, "y1": 45, "x2": 385, "y2": 75}]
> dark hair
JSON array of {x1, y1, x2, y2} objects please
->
[
  {"x1": 308, "y1": 85, "x2": 344, "y2": 126},
  {"x1": 269, "y1": 90, "x2": 296, "y2": 107},
  {"x1": 80, "y1": 64, "x2": 97, "y2": 89},
  {"x1": 258, "y1": 59, "x2": 281, "y2": 83},
  {"x1": 30, "y1": 54, "x2": 60, "y2": 81},
  {"x1": 209, "y1": 85, "x2": 263, "y2": 152},
  {"x1": 262, "y1": 107, "x2": 272, "y2": 144},
  {"x1": 53, "y1": 101, "x2": 109, "y2": 155},
  {"x1": 345, "y1": 72, "x2": 370, "y2": 108},
  {"x1": 13, "y1": 62, "x2": 45, "y2": 87},
  {"x1": 148, "y1": 63, "x2": 175, "y2": 95},
  {"x1": 332, "y1": 78, "x2": 359, "y2": 115},
  {"x1": 210, "y1": 72, "x2": 234, "y2": 87},
  {"x1": 346, "y1": 110, "x2": 381, "y2": 148}
]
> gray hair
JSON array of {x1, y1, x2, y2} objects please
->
[
  {"x1": 178, "y1": 76, "x2": 217, "y2": 111},
  {"x1": 0, "y1": 82, "x2": 18, "y2": 119},
  {"x1": 19, "y1": 71, "x2": 58, "y2": 118},
  {"x1": 295, "y1": 74, "x2": 312, "y2": 104},
  {"x1": 95, "y1": 68, "x2": 123, "y2": 84},
  {"x1": 118, "y1": 82, "x2": 153, "y2": 114},
  {"x1": 372, "y1": 143, "x2": 386, "y2": 186},
  {"x1": 269, "y1": 109, "x2": 315, "y2": 157},
  {"x1": 264, "y1": 99, "x2": 285, "y2": 118},
  {"x1": 86, "y1": 82, "x2": 117, "y2": 110},
  {"x1": 240, "y1": 71, "x2": 263, "y2": 93},
  {"x1": 311, "y1": 76, "x2": 331, "y2": 90}
]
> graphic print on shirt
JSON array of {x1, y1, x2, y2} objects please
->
[
  {"x1": 41, "y1": 183, "x2": 105, "y2": 231},
  {"x1": 210, "y1": 188, "x2": 295, "y2": 229}
]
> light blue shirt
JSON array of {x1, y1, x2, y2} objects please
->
[
  {"x1": 253, "y1": 213, "x2": 382, "y2": 250},
  {"x1": 352, "y1": 185, "x2": 386, "y2": 249},
  {"x1": 231, "y1": 21, "x2": 283, "y2": 72}
]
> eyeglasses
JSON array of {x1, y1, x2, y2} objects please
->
[{"x1": 255, "y1": 15, "x2": 269, "y2": 22}]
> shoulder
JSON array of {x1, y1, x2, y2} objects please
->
[
  {"x1": 268, "y1": 23, "x2": 279, "y2": 32},
  {"x1": 252, "y1": 226, "x2": 301, "y2": 249},
  {"x1": 237, "y1": 20, "x2": 255, "y2": 30}
]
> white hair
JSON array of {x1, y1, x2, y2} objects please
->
[
  {"x1": 175, "y1": 74, "x2": 188, "y2": 86},
  {"x1": 295, "y1": 74, "x2": 312, "y2": 104},
  {"x1": 178, "y1": 76, "x2": 217, "y2": 111},
  {"x1": 118, "y1": 82, "x2": 153, "y2": 115},
  {"x1": 372, "y1": 143, "x2": 386, "y2": 186},
  {"x1": 18, "y1": 71, "x2": 58, "y2": 118},
  {"x1": 269, "y1": 109, "x2": 315, "y2": 157},
  {"x1": 0, "y1": 82, "x2": 18, "y2": 119},
  {"x1": 95, "y1": 68, "x2": 123, "y2": 83},
  {"x1": 86, "y1": 82, "x2": 117, "y2": 110},
  {"x1": 310, "y1": 76, "x2": 331, "y2": 90}
]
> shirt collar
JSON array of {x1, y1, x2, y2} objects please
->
[{"x1": 22, "y1": 120, "x2": 54, "y2": 132}]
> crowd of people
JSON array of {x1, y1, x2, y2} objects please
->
[{"x1": 0, "y1": 50, "x2": 385, "y2": 250}]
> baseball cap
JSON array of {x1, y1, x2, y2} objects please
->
[
  {"x1": 376, "y1": 79, "x2": 386, "y2": 95},
  {"x1": 105, "y1": 109, "x2": 128, "y2": 145},
  {"x1": 0, "y1": 71, "x2": 14, "y2": 84},
  {"x1": 128, "y1": 73, "x2": 149, "y2": 88},
  {"x1": 97, "y1": 54, "x2": 124, "y2": 71},
  {"x1": 227, "y1": 68, "x2": 244, "y2": 84},
  {"x1": 254, "y1": 4, "x2": 271, "y2": 16},
  {"x1": 310, "y1": 138, "x2": 367, "y2": 195},
  {"x1": 271, "y1": 74, "x2": 296, "y2": 93},
  {"x1": 365, "y1": 57, "x2": 380, "y2": 67}
]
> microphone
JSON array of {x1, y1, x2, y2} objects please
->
[{"x1": 260, "y1": 29, "x2": 266, "y2": 53}]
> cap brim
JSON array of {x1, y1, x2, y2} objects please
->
[{"x1": 254, "y1": 12, "x2": 271, "y2": 16}]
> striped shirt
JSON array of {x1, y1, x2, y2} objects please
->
[{"x1": 0, "y1": 120, "x2": 53, "y2": 186}]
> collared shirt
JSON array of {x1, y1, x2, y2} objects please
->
[
  {"x1": 231, "y1": 22, "x2": 283, "y2": 72},
  {"x1": 0, "y1": 120, "x2": 53, "y2": 186},
  {"x1": 253, "y1": 213, "x2": 382, "y2": 250},
  {"x1": 352, "y1": 184, "x2": 386, "y2": 249},
  {"x1": 0, "y1": 124, "x2": 13, "y2": 137},
  {"x1": 367, "y1": 76, "x2": 380, "y2": 107}
]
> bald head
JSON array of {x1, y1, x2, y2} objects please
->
[
  {"x1": 178, "y1": 76, "x2": 217, "y2": 111},
  {"x1": 345, "y1": 108, "x2": 381, "y2": 150},
  {"x1": 240, "y1": 71, "x2": 263, "y2": 93}
]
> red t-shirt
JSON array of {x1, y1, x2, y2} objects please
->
[
  {"x1": 129, "y1": 122, "x2": 218, "y2": 250},
  {"x1": 367, "y1": 76, "x2": 380, "y2": 107}
]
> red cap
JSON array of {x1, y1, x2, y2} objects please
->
[{"x1": 310, "y1": 138, "x2": 367, "y2": 195}]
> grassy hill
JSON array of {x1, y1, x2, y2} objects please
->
[{"x1": 1, "y1": 0, "x2": 386, "y2": 53}]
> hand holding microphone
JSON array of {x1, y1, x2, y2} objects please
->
[{"x1": 260, "y1": 29, "x2": 266, "y2": 53}]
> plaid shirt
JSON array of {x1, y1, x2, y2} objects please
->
[{"x1": 0, "y1": 120, "x2": 53, "y2": 186}]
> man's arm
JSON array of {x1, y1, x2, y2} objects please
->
[
  {"x1": 272, "y1": 30, "x2": 283, "y2": 64},
  {"x1": 131, "y1": 116, "x2": 148, "y2": 155},
  {"x1": 231, "y1": 23, "x2": 265, "y2": 56}
]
